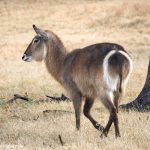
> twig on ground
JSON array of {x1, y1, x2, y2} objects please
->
[
  {"x1": 46, "y1": 93, "x2": 70, "y2": 102},
  {"x1": 4, "y1": 93, "x2": 70, "y2": 105},
  {"x1": 43, "y1": 109, "x2": 73, "y2": 114},
  {"x1": 58, "y1": 134, "x2": 64, "y2": 146},
  {"x1": 6, "y1": 94, "x2": 29, "y2": 104}
]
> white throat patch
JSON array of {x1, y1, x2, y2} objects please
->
[{"x1": 43, "y1": 44, "x2": 47, "y2": 59}]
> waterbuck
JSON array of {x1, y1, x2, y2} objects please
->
[{"x1": 22, "y1": 25, "x2": 133, "y2": 138}]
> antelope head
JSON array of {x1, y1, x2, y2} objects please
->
[{"x1": 22, "y1": 25, "x2": 48, "y2": 62}]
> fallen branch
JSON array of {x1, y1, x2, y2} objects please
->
[
  {"x1": 4, "y1": 93, "x2": 70, "y2": 105},
  {"x1": 46, "y1": 93, "x2": 70, "y2": 102},
  {"x1": 6, "y1": 94, "x2": 29, "y2": 104},
  {"x1": 43, "y1": 109, "x2": 73, "y2": 114}
]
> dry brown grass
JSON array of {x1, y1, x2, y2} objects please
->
[{"x1": 0, "y1": 0, "x2": 150, "y2": 149}]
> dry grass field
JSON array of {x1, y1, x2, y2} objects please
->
[{"x1": 0, "y1": 0, "x2": 150, "y2": 149}]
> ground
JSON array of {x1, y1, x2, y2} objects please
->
[{"x1": 0, "y1": 0, "x2": 150, "y2": 149}]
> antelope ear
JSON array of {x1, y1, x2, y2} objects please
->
[{"x1": 32, "y1": 24, "x2": 48, "y2": 40}]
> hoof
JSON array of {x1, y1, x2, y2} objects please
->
[
  {"x1": 95, "y1": 123, "x2": 104, "y2": 132},
  {"x1": 115, "y1": 133, "x2": 121, "y2": 138},
  {"x1": 100, "y1": 131, "x2": 108, "y2": 138}
]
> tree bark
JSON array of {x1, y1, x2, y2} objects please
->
[{"x1": 120, "y1": 58, "x2": 150, "y2": 111}]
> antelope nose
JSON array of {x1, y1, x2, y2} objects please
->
[
  {"x1": 22, "y1": 54, "x2": 32, "y2": 62},
  {"x1": 22, "y1": 54, "x2": 26, "y2": 60}
]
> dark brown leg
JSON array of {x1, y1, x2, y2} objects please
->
[
  {"x1": 113, "y1": 91, "x2": 121, "y2": 137},
  {"x1": 100, "y1": 91, "x2": 121, "y2": 138},
  {"x1": 113, "y1": 109, "x2": 121, "y2": 138},
  {"x1": 101, "y1": 114, "x2": 113, "y2": 137},
  {"x1": 102, "y1": 108, "x2": 120, "y2": 138},
  {"x1": 101, "y1": 108, "x2": 120, "y2": 138},
  {"x1": 63, "y1": 75, "x2": 83, "y2": 130},
  {"x1": 72, "y1": 92, "x2": 82, "y2": 130},
  {"x1": 83, "y1": 98, "x2": 104, "y2": 132},
  {"x1": 114, "y1": 99, "x2": 119, "y2": 113},
  {"x1": 113, "y1": 90, "x2": 122, "y2": 113}
]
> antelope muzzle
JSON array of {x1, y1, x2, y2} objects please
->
[{"x1": 22, "y1": 54, "x2": 32, "y2": 62}]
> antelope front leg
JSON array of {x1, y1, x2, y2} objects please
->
[{"x1": 72, "y1": 92, "x2": 82, "y2": 130}]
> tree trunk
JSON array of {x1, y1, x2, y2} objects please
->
[{"x1": 120, "y1": 58, "x2": 150, "y2": 111}]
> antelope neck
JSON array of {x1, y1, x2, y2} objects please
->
[{"x1": 44, "y1": 32, "x2": 67, "y2": 84}]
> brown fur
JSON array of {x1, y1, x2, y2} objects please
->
[{"x1": 22, "y1": 26, "x2": 132, "y2": 138}]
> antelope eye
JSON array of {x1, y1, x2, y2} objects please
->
[{"x1": 34, "y1": 39, "x2": 40, "y2": 43}]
